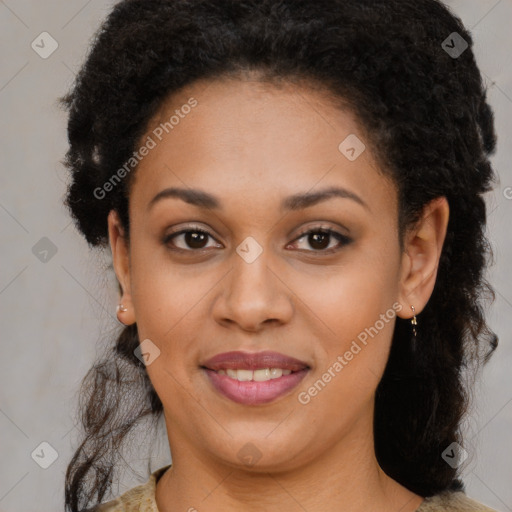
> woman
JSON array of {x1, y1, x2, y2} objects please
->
[{"x1": 60, "y1": 0, "x2": 501, "y2": 510}]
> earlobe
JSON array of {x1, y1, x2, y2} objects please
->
[
  {"x1": 396, "y1": 196, "x2": 449, "y2": 319},
  {"x1": 108, "y1": 210, "x2": 136, "y2": 325}
]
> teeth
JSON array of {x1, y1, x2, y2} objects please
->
[
  {"x1": 254, "y1": 368, "x2": 271, "y2": 381},
  {"x1": 216, "y1": 368, "x2": 293, "y2": 381}
]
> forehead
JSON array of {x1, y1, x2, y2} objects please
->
[{"x1": 129, "y1": 76, "x2": 396, "y2": 218}]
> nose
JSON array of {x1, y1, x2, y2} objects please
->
[{"x1": 212, "y1": 246, "x2": 294, "y2": 333}]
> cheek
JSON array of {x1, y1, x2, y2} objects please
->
[
  {"x1": 129, "y1": 240, "x2": 201, "y2": 323},
  {"x1": 127, "y1": 249, "x2": 211, "y2": 383},
  {"x1": 300, "y1": 246, "x2": 400, "y2": 337},
  {"x1": 296, "y1": 244, "x2": 400, "y2": 386}
]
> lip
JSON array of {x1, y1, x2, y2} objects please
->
[
  {"x1": 200, "y1": 350, "x2": 310, "y2": 405},
  {"x1": 200, "y1": 350, "x2": 310, "y2": 372},
  {"x1": 202, "y1": 368, "x2": 309, "y2": 405}
]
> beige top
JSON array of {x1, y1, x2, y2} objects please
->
[{"x1": 94, "y1": 465, "x2": 499, "y2": 511}]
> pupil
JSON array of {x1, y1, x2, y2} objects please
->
[
  {"x1": 309, "y1": 232, "x2": 329, "y2": 250},
  {"x1": 186, "y1": 231, "x2": 207, "y2": 249}
]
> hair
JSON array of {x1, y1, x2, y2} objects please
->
[{"x1": 59, "y1": 0, "x2": 499, "y2": 510}]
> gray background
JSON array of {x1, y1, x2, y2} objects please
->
[{"x1": 0, "y1": 1, "x2": 511, "y2": 511}]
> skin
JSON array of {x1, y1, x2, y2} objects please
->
[{"x1": 108, "y1": 73, "x2": 449, "y2": 512}]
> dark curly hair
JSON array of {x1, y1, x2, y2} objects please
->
[{"x1": 59, "y1": 0, "x2": 499, "y2": 510}]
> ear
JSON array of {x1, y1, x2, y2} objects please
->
[
  {"x1": 396, "y1": 196, "x2": 449, "y2": 319},
  {"x1": 108, "y1": 210, "x2": 136, "y2": 325}
]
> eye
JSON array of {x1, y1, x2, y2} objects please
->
[
  {"x1": 162, "y1": 224, "x2": 352, "y2": 254},
  {"x1": 287, "y1": 226, "x2": 352, "y2": 253},
  {"x1": 163, "y1": 226, "x2": 221, "y2": 251}
]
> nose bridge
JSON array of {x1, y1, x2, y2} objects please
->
[
  {"x1": 214, "y1": 235, "x2": 293, "y2": 330},
  {"x1": 233, "y1": 240, "x2": 274, "y2": 297}
]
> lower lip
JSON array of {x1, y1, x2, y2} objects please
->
[{"x1": 202, "y1": 368, "x2": 309, "y2": 405}]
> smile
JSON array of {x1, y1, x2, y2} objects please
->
[
  {"x1": 202, "y1": 367, "x2": 309, "y2": 405},
  {"x1": 216, "y1": 368, "x2": 292, "y2": 381}
]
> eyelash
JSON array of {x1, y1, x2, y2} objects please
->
[{"x1": 162, "y1": 224, "x2": 352, "y2": 254}]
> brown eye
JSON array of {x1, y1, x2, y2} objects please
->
[
  {"x1": 307, "y1": 231, "x2": 331, "y2": 250},
  {"x1": 163, "y1": 225, "x2": 352, "y2": 254},
  {"x1": 163, "y1": 228, "x2": 220, "y2": 251},
  {"x1": 288, "y1": 228, "x2": 352, "y2": 253}
]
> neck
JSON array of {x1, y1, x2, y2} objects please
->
[{"x1": 155, "y1": 413, "x2": 424, "y2": 512}]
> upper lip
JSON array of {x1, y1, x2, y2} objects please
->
[{"x1": 200, "y1": 350, "x2": 310, "y2": 371}]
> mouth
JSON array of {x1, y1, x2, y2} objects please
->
[
  {"x1": 207, "y1": 367, "x2": 296, "y2": 381},
  {"x1": 200, "y1": 350, "x2": 310, "y2": 372},
  {"x1": 200, "y1": 350, "x2": 310, "y2": 405}
]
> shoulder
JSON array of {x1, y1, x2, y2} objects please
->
[
  {"x1": 418, "y1": 490, "x2": 500, "y2": 512},
  {"x1": 92, "y1": 484, "x2": 153, "y2": 512},
  {"x1": 82, "y1": 465, "x2": 171, "y2": 512}
]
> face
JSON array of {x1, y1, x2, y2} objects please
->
[{"x1": 109, "y1": 75, "x2": 420, "y2": 473}]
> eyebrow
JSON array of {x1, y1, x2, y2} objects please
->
[{"x1": 147, "y1": 185, "x2": 369, "y2": 212}]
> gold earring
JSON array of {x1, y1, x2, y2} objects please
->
[
  {"x1": 117, "y1": 303, "x2": 128, "y2": 313},
  {"x1": 410, "y1": 305, "x2": 417, "y2": 338}
]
